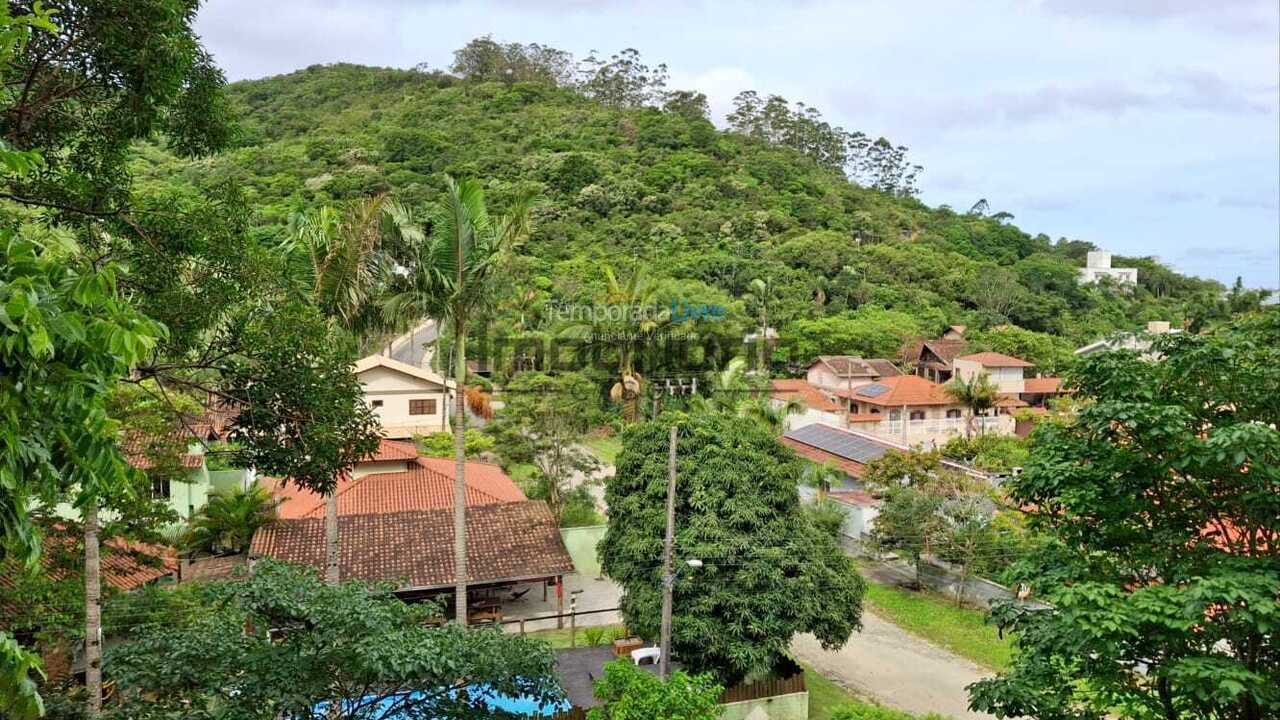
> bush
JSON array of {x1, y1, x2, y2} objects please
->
[{"x1": 414, "y1": 429, "x2": 495, "y2": 458}]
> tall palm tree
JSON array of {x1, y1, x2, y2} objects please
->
[
  {"x1": 384, "y1": 176, "x2": 531, "y2": 623},
  {"x1": 945, "y1": 372, "x2": 999, "y2": 438},
  {"x1": 286, "y1": 193, "x2": 420, "y2": 585},
  {"x1": 742, "y1": 277, "x2": 778, "y2": 374}
]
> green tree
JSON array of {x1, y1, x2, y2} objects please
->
[
  {"x1": 184, "y1": 485, "x2": 279, "y2": 555},
  {"x1": 285, "y1": 193, "x2": 419, "y2": 585},
  {"x1": 487, "y1": 371, "x2": 600, "y2": 523},
  {"x1": 100, "y1": 560, "x2": 563, "y2": 719},
  {"x1": 968, "y1": 311, "x2": 1280, "y2": 720},
  {"x1": 587, "y1": 660, "x2": 722, "y2": 720},
  {"x1": 415, "y1": 429, "x2": 495, "y2": 459},
  {"x1": 600, "y1": 414, "x2": 865, "y2": 683},
  {"x1": 785, "y1": 307, "x2": 923, "y2": 362},
  {"x1": 385, "y1": 175, "x2": 531, "y2": 622}
]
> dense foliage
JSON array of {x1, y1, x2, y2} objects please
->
[
  {"x1": 600, "y1": 414, "x2": 865, "y2": 683},
  {"x1": 586, "y1": 660, "x2": 722, "y2": 720},
  {"x1": 969, "y1": 310, "x2": 1280, "y2": 720},
  {"x1": 56, "y1": 561, "x2": 563, "y2": 719},
  {"x1": 131, "y1": 52, "x2": 1257, "y2": 390}
]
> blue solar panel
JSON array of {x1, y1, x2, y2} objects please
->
[
  {"x1": 857, "y1": 383, "x2": 890, "y2": 398},
  {"x1": 784, "y1": 424, "x2": 892, "y2": 464}
]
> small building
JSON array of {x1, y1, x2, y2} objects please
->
[
  {"x1": 354, "y1": 354, "x2": 455, "y2": 439},
  {"x1": 806, "y1": 356, "x2": 901, "y2": 395},
  {"x1": 833, "y1": 375, "x2": 1013, "y2": 443},
  {"x1": 1078, "y1": 251, "x2": 1137, "y2": 286},
  {"x1": 249, "y1": 501, "x2": 574, "y2": 605},
  {"x1": 953, "y1": 352, "x2": 1034, "y2": 394}
]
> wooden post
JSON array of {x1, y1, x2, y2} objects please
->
[
  {"x1": 556, "y1": 578, "x2": 564, "y2": 629},
  {"x1": 659, "y1": 425, "x2": 677, "y2": 679}
]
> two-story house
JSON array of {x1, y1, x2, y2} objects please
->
[{"x1": 354, "y1": 354, "x2": 455, "y2": 439}]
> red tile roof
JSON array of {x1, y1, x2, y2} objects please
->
[
  {"x1": 1022, "y1": 377, "x2": 1064, "y2": 394},
  {"x1": 771, "y1": 379, "x2": 841, "y2": 413},
  {"x1": 2, "y1": 531, "x2": 176, "y2": 622},
  {"x1": 270, "y1": 459, "x2": 524, "y2": 520},
  {"x1": 811, "y1": 357, "x2": 902, "y2": 379},
  {"x1": 120, "y1": 433, "x2": 204, "y2": 470},
  {"x1": 995, "y1": 394, "x2": 1029, "y2": 408},
  {"x1": 903, "y1": 338, "x2": 969, "y2": 366},
  {"x1": 836, "y1": 375, "x2": 957, "y2": 407},
  {"x1": 250, "y1": 502, "x2": 573, "y2": 591},
  {"x1": 846, "y1": 413, "x2": 884, "y2": 424},
  {"x1": 414, "y1": 457, "x2": 527, "y2": 502},
  {"x1": 956, "y1": 351, "x2": 1035, "y2": 368},
  {"x1": 364, "y1": 438, "x2": 420, "y2": 463}
]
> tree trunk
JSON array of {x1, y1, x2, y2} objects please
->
[
  {"x1": 453, "y1": 321, "x2": 469, "y2": 624},
  {"x1": 84, "y1": 503, "x2": 102, "y2": 718},
  {"x1": 324, "y1": 490, "x2": 339, "y2": 585}
]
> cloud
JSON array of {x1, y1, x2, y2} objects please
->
[
  {"x1": 1039, "y1": 0, "x2": 1279, "y2": 35},
  {"x1": 905, "y1": 69, "x2": 1272, "y2": 131}
]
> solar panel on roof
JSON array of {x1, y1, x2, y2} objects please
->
[
  {"x1": 857, "y1": 383, "x2": 890, "y2": 398},
  {"x1": 784, "y1": 424, "x2": 891, "y2": 464}
]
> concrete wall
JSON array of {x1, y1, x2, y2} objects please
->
[
  {"x1": 560, "y1": 525, "x2": 607, "y2": 578},
  {"x1": 775, "y1": 401, "x2": 843, "y2": 432},
  {"x1": 953, "y1": 361, "x2": 1026, "y2": 394},
  {"x1": 848, "y1": 413, "x2": 1012, "y2": 448},
  {"x1": 718, "y1": 692, "x2": 808, "y2": 720}
]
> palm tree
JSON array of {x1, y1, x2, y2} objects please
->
[
  {"x1": 286, "y1": 193, "x2": 420, "y2": 585},
  {"x1": 739, "y1": 395, "x2": 804, "y2": 434},
  {"x1": 384, "y1": 176, "x2": 531, "y2": 623},
  {"x1": 945, "y1": 373, "x2": 999, "y2": 438},
  {"x1": 742, "y1": 277, "x2": 778, "y2": 374},
  {"x1": 185, "y1": 485, "x2": 279, "y2": 554},
  {"x1": 802, "y1": 461, "x2": 844, "y2": 502},
  {"x1": 690, "y1": 356, "x2": 802, "y2": 433}
]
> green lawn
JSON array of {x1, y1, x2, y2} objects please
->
[
  {"x1": 862, "y1": 580, "x2": 1013, "y2": 671},
  {"x1": 583, "y1": 435, "x2": 622, "y2": 465}
]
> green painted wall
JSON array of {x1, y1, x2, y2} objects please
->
[
  {"x1": 559, "y1": 525, "x2": 607, "y2": 577},
  {"x1": 718, "y1": 692, "x2": 809, "y2": 720}
]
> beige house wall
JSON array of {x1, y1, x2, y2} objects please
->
[
  {"x1": 357, "y1": 365, "x2": 450, "y2": 438},
  {"x1": 952, "y1": 361, "x2": 1026, "y2": 394}
]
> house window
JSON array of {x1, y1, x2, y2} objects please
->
[
  {"x1": 869, "y1": 408, "x2": 880, "y2": 415},
  {"x1": 409, "y1": 398, "x2": 436, "y2": 415},
  {"x1": 909, "y1": 410, "x2": 926, "y2": 421},
  {"x1": 946, "y1": 409, "x2": 962, "y2": 419},
  {"x1": 370, "y1": 399, "x2": 384, "y2": 408},
  {"x1": 889, "y1": 410, "x2": 901, "y2": 421},
  {"x1": 151, "y1": 477, "x2": 171, "y2": 500}
]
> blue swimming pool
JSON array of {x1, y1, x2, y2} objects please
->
[{"x1": 319, "y1": 685, "x2": 570, "y2": 717}]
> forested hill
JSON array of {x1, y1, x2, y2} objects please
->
[{"x1": 134, "y1": 56, "x2": 1256, "y2": 371}]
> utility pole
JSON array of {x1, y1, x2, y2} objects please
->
[
  {"x1": 659, "y1": 424, "x2": 677, "y2": 679},
  {"x1": 844, "y1": 363, "x2": 853, "y2": 429}
]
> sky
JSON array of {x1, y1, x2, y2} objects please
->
[{"x1": 194, "y1": 0, "x2": 1280, "y2": 289}]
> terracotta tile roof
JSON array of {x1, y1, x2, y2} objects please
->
[
  {"x1": 903, "y1": 338, "x2": 969, "y2": 366},
  {"x1": 249, "y1": 502, "x2": 573, "y2": 591},
  {"x1": 269, "y1": 458, "x2": 525, "y2": 520},
  {"x1": 846, "y1": 413, "x2": 883, "y2": 424},
  {"x1": 771, "y1": 379, "x2": 841, "y2": 413},
  {"x1": 835, "y1": 375, "x2": 957, "y2": 407},
  {"x1": 2, "y1": 531, "x2": 176, "y2": 622},
  {"x1": 812, "y1": 356, "x2": 902, "y2": 379},
  {"x1": 120, "y1": 432, "x2": 204, "y2": 470},
  {"x1": 414, "y1": 457, "x2": 527, "y2": 502},
  {"x1": 956, "y1": 351, "x2": 1035, "y2": 368},
  {"x1": 780, "y1": 436, "x2": 868, "y2": 478},
  {"x1": 364, "y1": 438, "x2": 420, "y2": 463},
  {"x1": 1022, "y1": 377, "x2": 1063, "y2": 394}
]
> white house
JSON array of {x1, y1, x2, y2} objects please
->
[
  {"x1": 1075, "y1": 320, "x2": 1181, "y2": 358},
  {"x1": 1079, "y1": 251, "x2": 1137, "y2": 286},
  {"x1": 353, "y1": 354, "x2": 455, "y2": 439}
]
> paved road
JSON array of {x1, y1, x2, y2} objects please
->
[
  {"x1": 791, "y1": 612, "x2": 997, "y2": 720},
  {"x1": 388, "y1": 319, "x2": 437, "y2": 367}
]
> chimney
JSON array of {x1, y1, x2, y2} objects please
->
[{"x1": 1146, "y1": 321, "x2": 1171, "y2": 334}]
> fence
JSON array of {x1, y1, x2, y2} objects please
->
[
  {"x1": 499, "y1": 607, "x2": 622, "y2": 642},
  {"x1": 718, "y1": 656, "x2": 806, "y2": 704}
]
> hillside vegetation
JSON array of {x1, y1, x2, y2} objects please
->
[{"x1": 133, "y1": 44, "x2": 1259, "y2": 377}]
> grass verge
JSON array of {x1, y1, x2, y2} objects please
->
[
  {"x1": 862, "y1": 580, "x2": 1013, "y2": 671},
  {"x1": 583, "y1": 435, "x2": 621, "y2": 465}
]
